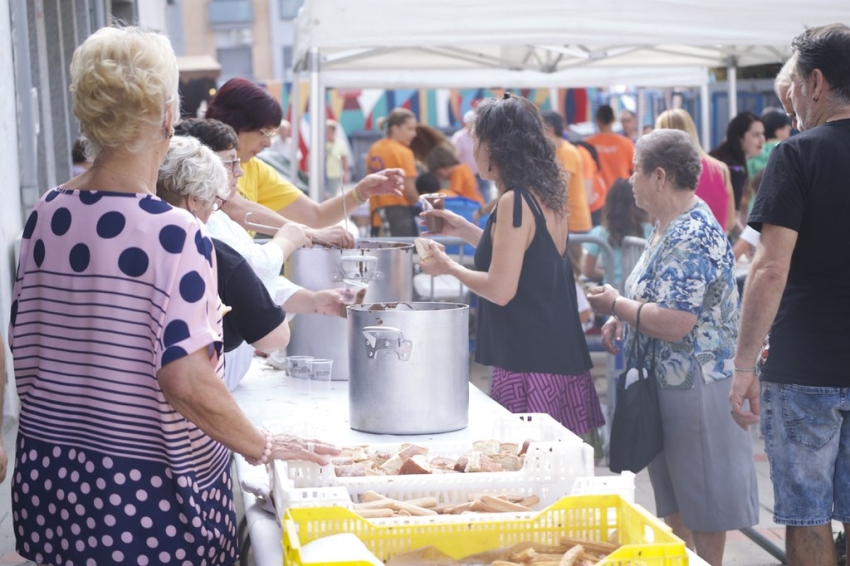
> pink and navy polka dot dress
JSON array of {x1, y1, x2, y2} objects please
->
[{"x1": 9, "y1": 188, "x2": 238, "y2": 565}]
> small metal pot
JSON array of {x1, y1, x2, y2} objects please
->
[
  {"x1": 284, "y1": 240, "x2": 414, "y2": 380},
  {"x1": 348, "y1": 302, "x2": 469, "y2": 434}
]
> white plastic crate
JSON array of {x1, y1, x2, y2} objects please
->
[
  {"x1": 570, "y1": 471, "x2": 636, "y2": 504},
  {"x1": 271, "y1": 413, "x2": 594, "y2": 523}
]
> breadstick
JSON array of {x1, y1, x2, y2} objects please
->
[
  {"x1": 558, "y1": 545, "x2": 584, "y2": 566},
  {"x1": 354, "y1": 498, "x2": 396, "y2": 510},
  {"x1": 352, "y1": 508, "x2": 394, "y2": 518},
  {"x1": 389, "y1": 501, "x2": 437, "y2": 516},
  {"x1": 508, "y1": 547, "x2": 537, "y2": 562},
  {"x1": 491, "y1": 561, "x2": 522, "y2": 566},
  {"x1": 470, "y1": 495, "x2": 533, "y2": 513},
  {"x1": 361, "y1": 490, "x2": 386, "y2": 503},
  {"x1": 518, "y1": 495, "x2": 540, "y2": 508},
  {"x1": 402, "y1": 496, "x2": 438, "y2": 508},
  {"x1": 448, "y1": 502, "x2": 475, "y2": 514},
  {"x1": 559, "y1": 537, "x2": 618, "y2": 554}
]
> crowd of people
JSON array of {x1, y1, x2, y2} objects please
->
[{"x1": 1, "y1": 18, "x2": 848, "y2": 566}]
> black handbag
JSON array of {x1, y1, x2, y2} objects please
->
[{"x1": 609, "y1": 302, "x2": 664, "y2": 474}]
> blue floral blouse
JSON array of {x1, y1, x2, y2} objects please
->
[{"x1": 624, "y1": 200, "x2": 739, "y2": 390}]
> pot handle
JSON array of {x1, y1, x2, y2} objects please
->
[
  {"x1": 362, "y1": 326, "x2": 413, "y2": 361},
  {"x1": 335, "y1": 255, "x2": 381, "y2": 282}
]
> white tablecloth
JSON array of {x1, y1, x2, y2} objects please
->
[
  {"x1": 231, "y1": 357, "x2": 509, "y2": 565},
  {"x1": 231, "y1": 358, "x2": 708, "y2": 566}
]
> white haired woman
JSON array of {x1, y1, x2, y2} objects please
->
[
  {"x1": 588, "y1": 129, "x2": 758, "y2": 566},
  {"x1": 156, "y1": 136, "x2": 295, "y2": 366},
  {"x1": 8, "y1": 26, "x2": 338, "y2": 565}
]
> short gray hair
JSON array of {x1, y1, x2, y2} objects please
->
[
  {"x1": 156, "y1": 136, "x2": 228, "y2": 206},
  {"x1": 635, "y1": 129, "x2": 702, "y2": 191}
]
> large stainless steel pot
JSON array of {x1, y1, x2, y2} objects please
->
[
  {"x1": 348, "y1": 302, "x2": 469, "y2": 434},
  {"x1": 284, "y1": 240, "x2": 414, "y2": 380}
]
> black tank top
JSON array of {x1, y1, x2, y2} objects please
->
[{"x1": 473, "y1": 188, "x2": 592, "y2": 375}]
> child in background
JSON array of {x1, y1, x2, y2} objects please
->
[
  {"x1": 582, "y1": 179, "x2": 652, "y2": 288},
  {"x1": 425, "y1": 143, "x2": 485, "y2": 204}
]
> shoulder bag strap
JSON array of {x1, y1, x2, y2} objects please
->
[{"x1": 634, "y1": 302, "x2": 647, "y2": 375}]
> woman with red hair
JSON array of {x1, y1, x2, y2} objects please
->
[{"x1": 206, "y1": 78, "x2": 404, "y2": 246}]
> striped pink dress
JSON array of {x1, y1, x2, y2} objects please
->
[{"x1": 9, "y1": 188, "x2": 237, "y2": 565}]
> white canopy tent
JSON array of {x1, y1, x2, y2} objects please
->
[{"x1": 291, "y1": 0, "x2": 850, "y2": 199}]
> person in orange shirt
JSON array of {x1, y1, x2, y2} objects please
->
[
  {"x1": 575, "y1": 142, "x2": 607, "y2": 226},
  {"x1": 586, "y1": 104, "x2": 635, "y2": 208},
  {"x1": 366, "y1": 108, "x2": 420, "y2": 235},
  {"x1": 541, "y1": 111, "x2": 591, "y2": 233},
  {"x1": 425, "y1": 143, "x2": 485, "y2": 204}
]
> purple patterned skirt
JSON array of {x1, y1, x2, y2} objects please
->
[{"x1": 491, "y1": 367, "x2": 605, "y2": 435}]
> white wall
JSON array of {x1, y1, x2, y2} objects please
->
[{"x1": 0, "y1": 0, "x2": 23, "y2": 420}]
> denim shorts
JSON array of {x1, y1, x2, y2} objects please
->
[{"x1": 761, "y1": 381, "x2": 850, "y2": 526}]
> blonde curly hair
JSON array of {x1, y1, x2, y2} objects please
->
[
  {"x1": 156, "y1": 136, "x2": 229, "y2": 207},
  {"x1": 70, "y1": 26, "x2": 179, "y2": 156}
]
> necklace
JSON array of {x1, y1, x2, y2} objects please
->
[{"x1": 89, "y1": 163, "x2": 154, "y2": 194}]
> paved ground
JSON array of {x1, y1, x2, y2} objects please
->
[{"x1": 0, "y1": 352, "x2": 839, "y2": 565}]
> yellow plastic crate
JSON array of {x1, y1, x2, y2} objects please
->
[{"x1": 283, "y1": 494, "x2": 688, "y2": 565}]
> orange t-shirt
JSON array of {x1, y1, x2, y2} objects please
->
[
  {"x1": 445, "y1": 164, "x2": 484, "y2": 204},
  {"x1": 576, "y1": 144, "x2": 607, "y2": 214},
  {"x1": 555, "y1": 141, "x2": 591, "y2": 232},
  {"x1": 366, "y1": 138, "x2": 417, "y2": 227},
  {"x1": 585, "y1": 132, "x2": 635, "y2": 194}
]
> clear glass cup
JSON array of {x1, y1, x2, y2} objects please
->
[
  {"x1": 341, "y1": 278, "x2": 369, "y2": 305},
  {"x1": 286, "y1": 356, "x2": 314, "y2": 379},
  {"x1": 309, "y1": 359, "x2": 333, "y2": 382},
  {"x1": 421, "y1": 193, "x2": 446, "y2": 232}
]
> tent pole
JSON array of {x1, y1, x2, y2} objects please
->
[
  {"x1": 290, "y1": 69, "x2": 301, "y2": 184},
  {"x1": 549, "y1": 87, "x2": 559, "y2": 113},
  {"x1": 701, "y1": 80, "x2": 711, "y2": 151},
  {"x1": 637, "y1": 88, "x2": 645, "y2": 136},
  {"x1": 727, "y1": 59, "x2": 738, "y2": 120},
  {"x1": 308, "y1": 47, "x2": 325, "y2": 202}
]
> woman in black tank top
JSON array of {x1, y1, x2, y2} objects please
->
[{"x1": 418, "y1": 94, "x2": 604, "y2": 437}]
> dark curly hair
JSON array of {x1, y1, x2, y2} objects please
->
[
  {"x1": 603, "y1": 179, "x2": 647, "y2": 247},
  {"x1": 472, "y1": 94, "x2": 567, "y2": 216}
]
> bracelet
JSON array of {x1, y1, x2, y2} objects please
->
[
  {"x1": 352, "y1": 186, "x2": 367, "y2": 204},
  {"x1": 734, "y1": 366, "x2": 757, "y2": 373},
  {"x1": 246, "y1": 429, "x2": 273, "y2": 466},
  {"x1": 611, "y1": 296, "x2": 623, "y2": 322}
]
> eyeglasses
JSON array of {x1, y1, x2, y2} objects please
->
[
  {"x1": 259, "y1": 128, "x2": 277, "y2": 140},
  {"x1": 221, "y1": 158, "x2": 241, "y2": 174},
  {"x1": 212, "y1": 196, "x2": 227, "y2": 212}
]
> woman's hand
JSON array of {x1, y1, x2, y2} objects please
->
[
  {"x1": 312, "y1": 289, "x2": 346, "y2": 316},
  {"x1": 419, "y1": 208, "x2": 471, "y2": 238},
  {"x1": 258, "y1": 433, "x2": 341, "y2": 466},
  {"x1": 586, "y1": 284, "x2": 620, "y2": 316},
  {"x1": 600, "y1": 317, "x2": 625, "y2": 354},
  {"x1": 305, "y1": 225, "x2": 355, "y2": 249},
  {"x1": 273, "y1": 222, "x2": 312, "y2": 257},
  {"x1": 356, "y1": 168, "x2": 405, "y2": 198},
  {"x1": 417, "y1": 239, "x2": 455, "y2": 277}
]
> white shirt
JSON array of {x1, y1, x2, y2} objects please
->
[
  {"x1": 205, "y1": 211, "x2": 302, "y2": 306},
  {"x1": 205, "y1": 211, "x2": 304, "y2": 391}
]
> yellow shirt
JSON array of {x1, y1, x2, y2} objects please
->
[
  {"x1": 556, "y1": 141, "x2": 592, "y2": 232},
  {"x1": 366, "y1": 138, "x2": 417, "y2": 227},
  {"x1": 237, "y1": 157, "x2": 303, "y2": 212}
]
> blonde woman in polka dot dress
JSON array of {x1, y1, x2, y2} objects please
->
[{"x1": 8, "y1": 26, "x2": 339, "y2": 566}]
